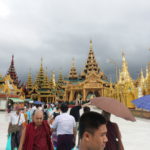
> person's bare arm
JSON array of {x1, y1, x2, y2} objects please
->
[
  {"x1": 18, "y1": 127, "x2": 26, "y2": 150},
  {"x1": 82, "y1": 102, "x2": 91, "y2": 107},
  {"x1": 73, "y1": 127, "x2": 77, "y2": 144},
  {"x1": 51, "y1": 128, "x2": 56, "y2": 132},
  {"x1": 73, "y1": 127, "x2": 77, "y2": 136}
]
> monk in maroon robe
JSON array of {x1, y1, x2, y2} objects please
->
[
  {"x1": 19, "y1": 110, "x2": 54, "y2": 150},
  {"x1": 102, "y1": 111, "x2": 124, "y2": 150}
]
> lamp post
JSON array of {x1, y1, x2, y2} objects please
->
[{"x1": 107, "y1": 58, "x2": 118, "y2": 82}]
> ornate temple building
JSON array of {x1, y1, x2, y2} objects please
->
[
  {"x1": 63, "y1": 40, "x2": 112, "y2": 101},
  {"x1": 22, "y1": 40, "x2": 150, "y2": 109},
  {"x1": 2, "y1": 41, "x2": 150, "y2": 110}
]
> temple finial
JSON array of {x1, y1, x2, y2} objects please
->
[
  {"x1": 89, "y1": 40, "x2": 93, "y2": 50},
  {"x1": 72, "y1": 57, "x2": 75, "y2": 67},
  {"x1": 41, "y1": 57, "x2": 43, "y2": 66},
  {"x1": 121, "y1": 48, "x2": 125, "y2": 57}
]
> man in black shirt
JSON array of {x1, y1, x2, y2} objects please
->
[{"x1": 70, "y1": 105, "x2": 82, "y2": 123}]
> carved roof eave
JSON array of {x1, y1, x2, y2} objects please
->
[
  {"x1": 84, "y1": 72, "x2": 106, "y2": 83},
  {"x1": 65, "y1": 72, "x2": 109, "y2": 90}
]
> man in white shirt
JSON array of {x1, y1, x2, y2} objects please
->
[
  {"x1": 8, "y1": 106, "x2": 25, "y2": 149},
  {"x1": 51, "y1": 103, "x2": 76, "y2": 150}
]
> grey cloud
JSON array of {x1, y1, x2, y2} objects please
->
[{"x1": 0, "y1": 0, "x2": 150, "y2": 82}]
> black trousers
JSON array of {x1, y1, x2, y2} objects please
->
[
  {"x1": 11, "y1": 131, "x2": 21, "y2": 149},
  {"x1": 57, "y1": 134, "x2": 75, "y2": 150}
]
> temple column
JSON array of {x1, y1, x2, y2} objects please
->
[
  {"x1": 83, "y1": 89, "x2": 86, "y2": 101},
  {"x1": 69, "y1": 89, "x2": 74, "y2": 101}
]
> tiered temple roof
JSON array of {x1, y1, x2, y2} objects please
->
[
  {"x1": 42, "y1": 69, "x2": 50, "y2": 90},
  {"x1": 81, "y1": 40, "x2": 100, "y2": 78},
  {"x1": 34, "y1": 58, "x2": 45, "y2": 89},
  {"x1": 7, "y1": 55, "x2": 19, "y2": 86},
  {"x1": 26, "y1": 71, "x2": 33, "y2": 90},
  {"x1": 57, "y1": 72, "x2": 64, "y2": 89},
  {"x1": 69, "y1": 58, "x2": 78, "y2": 80}
]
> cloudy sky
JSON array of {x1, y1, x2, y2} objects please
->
[{"x1": 0, "y1": 0, "x2": 150, "y2": 82}]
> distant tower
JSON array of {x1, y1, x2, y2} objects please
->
[
  {"x1": 69, "y1": 58, "x2": 78, "y2": 80},
  {"x1": 57, "y1": 71, "x2": 64, "y2": 89},
  {"x1": 118, "y1": 52, "x2": 133, "y2": 84},
  {"x1": 26, "y1": 70, "x2": 33, "y2": 90},
  {"x1": 7, "y1": 55, "x2": 19, "y2": 86}
]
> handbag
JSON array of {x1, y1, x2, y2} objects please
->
[{"x1": 8, "y1": 114, "x2": 22, "y2": 134}]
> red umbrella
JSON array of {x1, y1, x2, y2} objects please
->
[{"x1": 91, "y1": 97, "x2": 136, "y2": 122}]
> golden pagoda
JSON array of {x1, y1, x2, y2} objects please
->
[
  {"x1": 115, "y1": 52, "x2": 137, "y2": 108},
  {"x1": 25, "y1": 61, "x2": 57, "y2": 103}
]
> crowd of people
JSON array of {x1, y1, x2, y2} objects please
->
[{"x1": 6, "y1": 101, "x2": 124, "y2": 150}]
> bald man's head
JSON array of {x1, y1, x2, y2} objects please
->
[{"x1": 32, "y1": 110, "x2": 44, "y2": 126}]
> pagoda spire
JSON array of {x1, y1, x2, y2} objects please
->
[
  {"x1": 35, "y1": 58, "x2": 45, "y2": 89},
  {"x1": 26, "y1": 70, "x2": 33, "y2": 90},
  {"x1": 139, "y1": 69, "x2": 145, "y2": 86},
  {"x1": 52, "y1": 72, "x2": 56, "y2": 88},
  {"x1": 42, "y1": 67, "x2": 50, "y2": 89},
  {"x1": 7, "y1": 55, "x2": 19, "y2": 86},
  {"x1": 57, "y1": 72, "x2": 64, "y2": 89},
  {"x1": 146, "y1": 66, "x2": 149, "y2": 80},
  {"x1": 121, "y1": 51, "x2": 128, "y2": 73},
  {"x1": 69, "y1": 58, "x2": 78, "y2": 80},
  {"x1": 49, "y1": 71, "x2": 56, "y2": 89},
  {"x1": 81, "y1": 40, "x2": 100, "y2": 78},
  {"x1": 118, "y1": 51, "x2": 133, "y2": 84},
  {"x1": 58, "y1": 72, "x2": 64, "y2": 85}
]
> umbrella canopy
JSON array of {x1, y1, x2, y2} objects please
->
[
  {"x1": 33, "y1": 101, "x2": 43, "y2": 105},
  {"x1": 91, "y1": 97, "x2": 136, "y2": 122},
  {"x1": 132, "y1": 95, "x2": 150, "y2": 111}
]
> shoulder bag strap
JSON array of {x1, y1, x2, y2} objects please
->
[{"x1": 17, "y1": 114, "x2": 21, "y2": 125}]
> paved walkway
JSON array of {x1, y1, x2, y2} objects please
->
[
  {"x1": 0, "y1": 111, "x2": 10, "y2": 150},
  {"x1": 0, "y1": 109, "x2": 150, "y2": 150}
]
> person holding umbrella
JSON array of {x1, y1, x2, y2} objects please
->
[{"x1": 102, "y1": 111, "x2": 124, "y2": 150}]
